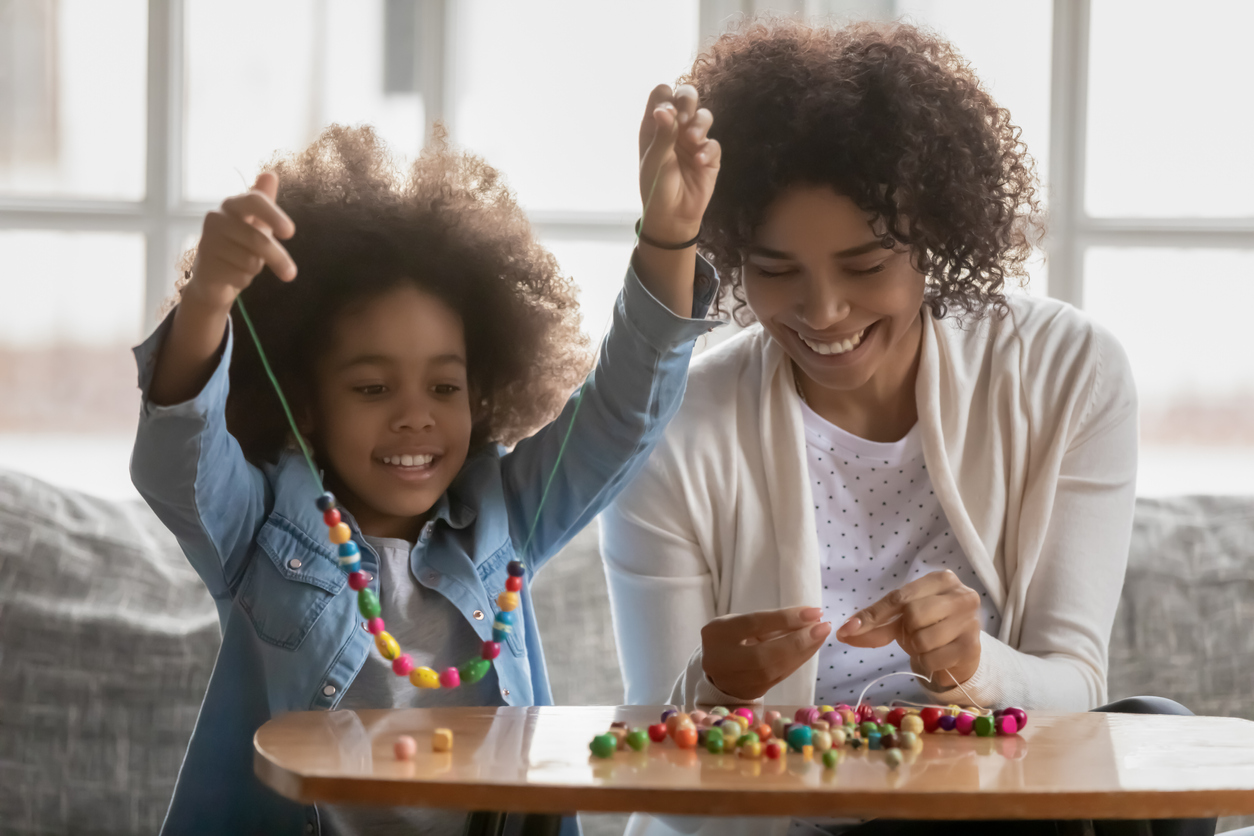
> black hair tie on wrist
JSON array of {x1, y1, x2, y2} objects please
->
[{"x1": 635, "y1": 218, "x2": 702, "y2": 250}]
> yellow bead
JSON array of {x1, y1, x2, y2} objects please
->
[
  {"x1": 739, "y1": 740, "x2": 761, "y2": 759},
  {"x1": 818, "y1": 705, "x2": 835, "y2": 714},
  {"x1": 497, "y1": 590, "x2": 520, "y2": 612},
  {"x1": 329, "y1": 523, "x2": 352, "y2": 544},
  {"x1": 375, "y1": 631, "x2": 400, "y2": 660},
  {"x1": 802, "y1": 744, "x2": 814, "y2": 760},
  {"x1": 409, "y1": 666, "x2": 440, "y2": 689},
  {"x1": 432, "y1": 728, "x2": 453, "y2": 752},
  {"x1": 900, "y1": 715, "x2": 924, "y2": 735},
  {"x1": 830, "y1": 729, "x2": 847, "y2": 748}
]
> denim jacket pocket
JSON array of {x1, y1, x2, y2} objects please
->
[{"x1": 238, "y1": 516, "x2": 347, "y2": 651}]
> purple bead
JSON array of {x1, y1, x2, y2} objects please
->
[
  {"x1": 660, "y1": 709, "x2": 677, "y2": 723},
  {"x1": 938, "y1": 714, "x2": 957, "y2": 732}
]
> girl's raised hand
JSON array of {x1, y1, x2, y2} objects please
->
[
  {"x1": 638, "y1": 84, "x2": 720, "y2": 246},
  {"x1": 701, "y1": 606, "x2": 831, "y2": 701},
  {"x1": 185, "y1": 171, "x2": 297, "y2": 313},
  {"x1": 835, "y1": 570, "x2": 983, "y2": 689}
]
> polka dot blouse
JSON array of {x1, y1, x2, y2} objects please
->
[{"x1": 802, "y1": 401, "x2": 1001, "y2": 707}]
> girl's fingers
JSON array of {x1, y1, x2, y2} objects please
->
[
  {"x1": 221, "y1": 190, "x2": 296, "y2": 240},
  {"x1": 205, "y1": 238, "x2": 265, "y2": 279},
  {"x1": 695, "y1": 137, "x2": 722, "y2": 169},
  {"x1": 639, "y1": 84, "x2": 675, "y2": 157},
  {"x1": 253, "y1": 171, "x2": 279, "y2": 202},
  {"x1": 211, "y1": 211, "x2": 298, "y2": 281},
  {"x1": 678, "y1": 108, "x2": 714, "y2": 151},
  {"x1": 672, "y1": 84, "x2": 699, "y2": 125}
]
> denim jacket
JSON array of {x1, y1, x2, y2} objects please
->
[{"x1": 131, "y1": 261, "x2": 719, "y2": 836}]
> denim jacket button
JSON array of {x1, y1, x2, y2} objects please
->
[
  {"x1": 287, "y1": 558, "x2": 302, "y2": 570},
  {"x1": 473, "y1": 610, "x2": 485, "y2": 620},
  {"x1": 501, "y1": 688, "x2": 509, "y2": 697},
  {"x1": 322, "y1": 685, "x2": 336, "y2": 696}
]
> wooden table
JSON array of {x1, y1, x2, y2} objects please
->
[{"x1": 254, "y1": 706, "x2": 1254, "y2": 821}]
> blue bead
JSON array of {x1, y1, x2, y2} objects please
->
[
  {"x1": 339, "y1": 560, "x2": 361, "y2": 574},
  {"x1": 507, "y1": 560, "x2": 525, "y2": 577},
  {"x1": 867, "y1": 731, "x2": 882, "y2": 750},
  {"x1": 496, "y1": 609, "x2": 517, "y2": 626},
  {"x1": 338, "y1": 541, "x2": 359, "y2": 558},
  {"x1": 316, "y1": 492, "x2": 337, "y2": 512},
  {"x1": 493, "y1": 627, "x2": 510, "y2": 642}
]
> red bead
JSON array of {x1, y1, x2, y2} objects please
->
[
  {"x1": 764, "y1": 741, "x2": 781, "y2": 760},
  {"x1": 887, "y1": 707, "x2": 907, "y2": 728},
  {"x1": 506, "y1": 575, "x2": 523, "y2": 592},
  {"x1": 919, "y1": 707, "x2": 943, "y2": 733},
  {"x1": 348, "y1": 571, "x2": 369, "y2": 591},
  {"x1": 856, "y1": 704, "x2": 875, "y2": 723},
  {"x1": 482, "y1": 641, "x2": 501, "y2": 660},
  {"x1": 1003, "y1": 707, "x2": 1028, "y2": 732},
  {"x1": 647, "y1": 723, "x2": 668, "y2": 743},
  {"x1": 367, "y1": 617, "x2": 385, "y2": 635},
  {"x1": 323, "y1": 508, "x2": 341, "y2": 527}
]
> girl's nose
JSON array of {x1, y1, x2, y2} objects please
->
[{"x1": 391, "y1": 393, "x2": 436, "y2": 432}]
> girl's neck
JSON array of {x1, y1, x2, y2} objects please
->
[
  {"x1": 321, "y1": 472, "x2": 431, "y2": 542},
  {"x1": 796, "y1": 313, "x2": 923, "y2": 443}
]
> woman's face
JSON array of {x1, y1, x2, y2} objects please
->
[{"x1": 742, "y1": 185, "x2": 926, "y2": 396}]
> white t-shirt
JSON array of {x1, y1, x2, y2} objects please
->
[{"x1": 802, "y1": 402, "x2": 1001, "y2": 707}]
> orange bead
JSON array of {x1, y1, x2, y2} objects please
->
[
  {"x1": 666, "y1": 712, "x2": 690, "y2": 737},
  {"x1": 756, "y1": 723, "x2": 773, "y2": 741},
  {"x1": 329, "y1": 523, "x2": 351, "y2": 544},
  {"x1": 674, "y1": 726, "x2": 698, "y2": 749}
]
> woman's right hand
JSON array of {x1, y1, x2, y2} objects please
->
[
  {"x1": 700, "y1": 606, "x2": 831, "y2": 701},
  {"x1": 184, "y1": 171, "x2": 298, "y2": 313}
]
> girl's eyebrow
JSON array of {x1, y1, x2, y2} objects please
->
[
  {"x1": 337, "y1": 352, "x2": 466, "y2": 371},
  {"x1": 745, "y1": 239, "x2": 886, "y2": 260}
]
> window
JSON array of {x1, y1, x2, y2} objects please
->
[{"x1": 0, "y1": 0, "x2": 1248, "y2": 497}]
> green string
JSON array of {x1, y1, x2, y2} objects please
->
[{"x1": 234, "y1": 296, "x2": 324, "y2": 491}]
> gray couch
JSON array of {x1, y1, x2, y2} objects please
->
[{"x1": 2, "y1": 470, "x2": 1252, "y2": 835}]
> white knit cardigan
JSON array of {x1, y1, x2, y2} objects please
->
[{"x1": 600, "y1": 294, "x2": 1138, "y2": 717}]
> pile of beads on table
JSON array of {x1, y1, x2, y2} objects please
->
[
  {"x1": 588, "y1": 703, "x2": 1026, "y2": 770},
  {"x1": 318, "y1": 491, "x2": 522, "y2": 688}
]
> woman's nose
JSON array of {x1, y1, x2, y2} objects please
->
[{"x1": 798, "y1": 275, "x2": 851, "y2": 329}]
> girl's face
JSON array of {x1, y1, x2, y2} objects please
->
[
  {"x1": 312, "y1": 285, "x2": 473, "y2": 540},
  {"x1": 742, "y1": 185, "x2": 926, "y2": 397}
]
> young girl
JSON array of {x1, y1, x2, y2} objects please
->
[
  {"x1": 602, "y1": 18, "x2": 1202, "y2": 836},
  {"x1": 132, "y1": 88, "x2": 721, "y2": 836}
]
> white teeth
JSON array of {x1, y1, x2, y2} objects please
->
[
  {"x1": 383, "y1": 454, "x2": 434, "y2": 467},
  {"x1": 401, "y1": 454, "x2": 414, "y2": 467},
  {"x1": 802, "y1": 326, "x2": 867, "y2": 356}
]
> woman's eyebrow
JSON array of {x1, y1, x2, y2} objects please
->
[{"x1": 745, "y1": 239, "x2": 887, "y2": 259}]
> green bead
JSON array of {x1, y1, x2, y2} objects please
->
[
  {"x1": 860, "y1": 721, "x2": 879, "y2": 737},
  {"x1": 822, "y1": 749, "x2": 839, "y2": 769},
  {"x1": 626, "y1": 729, "x2": 649, "y2": 752},
  {"x1": 710, "y1": 706, "x2": 730, "y2": 716},
  {"x1": 460, "y1": 658, "x2": 491, "y2": 684},
  {"x1": 974, "y1": 714, "x2": 996, "y2": 737},
  {"x1": 880, "y1": 723, "x2": 895, "y2": 735},
  {"x1": 706, "y1": 726, "x2": 724, "y2": 742},
  {"x1": 589, "y1": 734, "x2": 616, "y2": 759},
  {"x1": 357, "y1": 588, "x2": 381, "y2": 619},
  {"x1": 736, "y1": 732, "x2": 760, "y2": 748},
  {"x1": 885, "y1": 748, "x2": 904, "y2": 769},
  {"x1": 707, "y1": 736, "x2": 725, "y2": 754}
]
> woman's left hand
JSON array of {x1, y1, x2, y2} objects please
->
[{"x1": 834, "y1": 570, "x2": 982, "y2": 689}]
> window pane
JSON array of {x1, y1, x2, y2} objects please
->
[
  {"x1": 453, "y1": 0, "x2": 700, "y2": 213},
  {"x1": 1086, "y1": 0, "x2": 1254, "y2": 217},
  {"x1": 539, "y1": 237, "x2": 635, "y2": 344},
  {"x1": 0, "y1": 0, "x2": 146, "y2": 199},
  {"x1": 184, "y1": 0, "x2": 424, "y2": 203},
  {"x1": 0, "y1": 231, "x2": 144, "y2": 499},
  {"x1": 1084, "y1": 247, "x2": 1254, "y2": 495}
]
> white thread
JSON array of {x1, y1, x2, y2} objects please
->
[{"x1": 853, "y1": 668, "x2": 991, "y2": 716}]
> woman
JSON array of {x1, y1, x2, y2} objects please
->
[{"x1": 601, "y1": 17, "x2": 1203, "y2": 836}]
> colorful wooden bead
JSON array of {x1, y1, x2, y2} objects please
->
[
  {"x1": 813, "y1": 730, "x2": 832, "y2": 752},
  {"x1": 409, "y1": 667, "x2": 440, "y2": 689},
  {"x1": 802, "y1": 744, "x2": 814, "y2": 760},
  {"x1": 392, "y1": 654, "x2": 414, "y2": 676},
  {"x1": 316, "y1": 492, "x2": 336, "y2": 512},
  {"x1": 505, "y1": 575, "x2": 523, "y2": 592},
  {"x1": 375, "y1": 631, "x2": 400, "y2": 660},
  {"x1": 898, "y1": 731, "x2": 920, "y2": 751},
  {"x1": 830, "y1": 729, "x2": 847, "y2": 748},
  {"x1": 481, "y1": 641, "x2": 500, "y2": 660},
  {"x1": 734, "y1": 707, "x2": 757, "y2": 724},
  {"x1": 741, "y1": 740, "x2": 762, "y2": 759},
  {"x1": 974, "y1": 715, "x2": 995, "y2": 737},
  {"x1": 1003, "y1": 707, "x2": 1028, "y2": 732},
  {"x1": 507, "y1": 560, "x2": 525, "y2": 577},
  {"x1": 860, "y1": 721, "x2": 879, "y2": 738},
  {"x1": 866, "y1": 731, "x2": 882, "y2": 750},
  {"x1": 348, "y1": 571, "x2": 369, "y2": 591},
  {"x1": 847, "y1": 737, "x2": 863, "y2": 750},
  {"x1": 367, "y1": 617, "x2": 385, "y2": 635},
  {"x1": 496, "y1": 591, "x2": 520, "y2": 612},
  {"x1": 394, "y1": 734, "x2": 417, "y2": 760},
  {"x1": 885, "y1": 748, "x2": 904, "y2": 769},
  {"x1": 627, "y1": 729, "x2": 649, "y2": 751},
  {"x1": 821, "y1": 711, "x2": 840, "y2": 728},
  {"x1": 882, "y1": 733, "x2": 898, "y2": 749},
  {"x1": 607, "y1": 728, "x2": 628, "y2": 749},
  {"x1": 736, "y1": 732, "x2": 760, "y2": 748},
  {"x1": 795, "y1": 706, "x2": 821, "y2": 725},
  {"x1": 764, "y1": 741, "x2": 781, "y2": 760},
  {"x1": 938, "y1": 715, "x2": 957, "y2": 732},
  {"x1": 589, "y1": 734, "x2": 616, "y2": 759},
  {"x1": 338, "y1": 541, "x2": 359, "y2": 559},
  {"x1": 900, "y1": 714, "x2": 924, "y2": 735},
  {"x1": 666, "y1": 712, "x2": 690, "y2": 737},
  {"x1": 997, "y1": 715, "x2": 1017, "y2": 736},
  {"x1": 955, "y1": 713, "x2": 976, "y2": 735},
  {"x1": 756, "y1": 723, "x2": 773, "y2": 741},
  {"x1": 709, "y1": 706, "x2": 730, "y2": 717},
  {"x1": 706, "y1": 735, "x2": 725, "y2": 754},
  {"x1": 822, "y1": 749, "x2": 840, "y2": 769},
  {"x1": 329, "y1": 523, "x2": 352, "y2": 544},
  {"x1": 647, "y1": 723, "x2": 668, "y2": 743},
  {"x1": 786, "y1": 725, "x2": 813, "y2": 752},
  {"x1": 438, "y1": 667, "x2": 460, "y2": 688},
  {"x1": 460, "y1": 658, "x2": 490, "y2": 684},
  {"x1": 812, "y1": 719, "x2": 830, "y2": 732},
  {"x1": 674, "y1": 727, "x2": 698, "y2": 749},
  {"x1": 432, "y1": 728, "x2": 453, "y2": 752},
  {"x1": 887, "y1": 707, "x2": 907, "y2": 728},
  {"x1": 323, "y1": 508, "x2": 341, "y2": 527},
  {"x1": 358, "y1": 589, "x2": 381, "y2": 619},
  {"x1": 660, "y1": 709, "x2": 678, "y2": 722}
]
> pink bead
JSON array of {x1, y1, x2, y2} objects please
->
[
  {"x1": 997, "y1": 715, "x2": 1017, "y2": 736},
  {"x1": 955, "y1": 712, "x2": 975, "y2": 735},
  {"x1": 392, "y1": 654, "x2": 415, "y2": 676},
  {"x1": 856, "y1": 704, "x2": 876, "y2": 723},
  {"x1": 367, "y1": 618, "x2": 385, "y2": 635},
  {"x1": 794, "y1": 707, "x2": 820, "y2": 725},
  {"x1": 481, "y1": 641, "x2": 501, "y2": 660},
  {"x1": 348, "y1": 572, "x2": 369, "y2": 591},
  {"x1": 439, "y1": 667, "x2": 461, "y2": 688},
  {"x1": 820, "y1": 710, "x2": 840, "y2": 727},
  {"x1": 394, "y1": 734, "x2": 417, "y2": 760},
  {"x1": 734, "y1": 707, "x2": 757, "y2": 723},
  {"x1": 690, "y1": 710, "x2": 708, "y2": 725},
  {"x1": 764, "y1": 710, "x2": 781, "y2": 725},
  {"x1": 834, "y1": 704, "x2": 853, "y2": 713},
  {"x1": 1003, "y1": 707, "x2": 1028, "y2": 732}
]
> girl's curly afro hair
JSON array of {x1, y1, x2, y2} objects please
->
[
  {"x1": 684, "y1": 17, "x2": 1042, "y2": 322},
  {"x1": 171, "y1": 125, "x2": 590, "y2": 465}
]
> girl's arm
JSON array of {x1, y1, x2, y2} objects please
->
[
  {"x1": 132, "y1": 175, "x2": 298, "y2": 600},
  {"x1": 500, "y1": 85, "x2": 722, "y2": 565}
]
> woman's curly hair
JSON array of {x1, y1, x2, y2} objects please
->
[
  {"x1": 684, "y1": 17, "x2": 1042, "y2": 322},
  {"x1": 170, "y1": 125, "x2": 589, "y2": 465}
]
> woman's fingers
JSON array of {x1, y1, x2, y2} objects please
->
[
  {"x1": 671, "y1": 84, "x2": 699, "y2": 125},
  {"x1": 703, "y1": 605, "x2": 824, "y2": 645},
  {"x1": 638, "y1": 84, "x2": 675, "y2": 157},
  {"x1": 836, "y1": 570, "x2": 961, "y2": 640},
  {"x1": 678, "y1": 108, "x2": 713, "y2": 153}
]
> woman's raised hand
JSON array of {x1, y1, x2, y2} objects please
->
[
  {"x1": 701, "y1": 606, "x2": 831, "y2": 701},
  {"x1": 185, "y1": 171, "x2": 297, "y2": 313},
  {"x1": 637, "y1": 83, "x2": 720, "y2": 246},
  {"x1": 835, "y1": 570, "x2": 983, "y2": 689}
]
